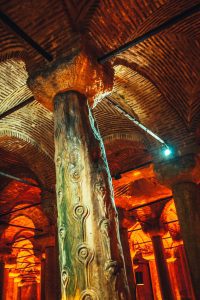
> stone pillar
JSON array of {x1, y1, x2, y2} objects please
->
[
  {"x1": 44, "y1": 247, "x2": 57, "y2": 300},
  {"x1": 28, "y1": 50, "x2": 130, "y2": 299},
  {"x1": 174, "y1": 245, "x2": 195, "y2": 299},
  {"x1": 117, "y1": 208, "x2": 136, "y2": 299},
  {"x1": 148, "y1": 260, "x2": 162, "y2": 300},
  {"x1": 13, "y1": 279, "x2": 19, "y2": 300},
  {"x1": 2, "y1": 268, "x2": 9, "y2": 300},
  {"x1": 151, "y1": 236, "x2": 174, "y2": 300},
  {"x1": 40, "y1": 257, "x2": 45, "y2": 300},
  {"x1": 36, "y1": 283, "x2": 40, "y2": 300},
  {"x1": 7, "y1": 276, "x2": 14, "y2": 300},
  {"x1": 0, "y1": 261, "x2": 4, "y2": 300},
  {"x1": 167, "y1": 258, "x2": 180, "y2": 299},
  {"x1": 54, "y1": 230, "x2": 61, "y2": 300},
  {"x1": 17, "y1": 286, "x2": 21, "y2": 300},
  {"x1": 155, "y1": 154, "x2": 200, "y2": 299}
]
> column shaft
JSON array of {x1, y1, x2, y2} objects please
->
[
  {"x1": 6, "y1": 276, "x2": 14, "y2": 300},
  {"x1": 44, "y1": 247, "x2": 57, "y2": 300},
  {"x1": 151, "y1": 236, "x2": 174, "y2": 300},
  {"x1": 0, "y1": 262, "x2": 4, "y2": 300},
  {"x1": 168, "y1": 261, "x2": 180, "y2": 299},
  {"x1": 119, "y1": 227, "x2": 136, "y2": 298},
  {"x1": 13, "y1": 281, "x2": 18, "y2": 300},
  {"x1": 149, "y1": 260, "x2": 162, "y2": 300},
  {"x1": 2, "y1": 268, "x2": 9, "y2": 300},
  {"x1": 40, "y1": 259, "x2": 45, "y2": 300},
  {"x1": 172, "y1": 182, "x2": 200, "y2": 299},
  {"x1": 54, "y1": 91, "x2": 130, "y2": 299}
]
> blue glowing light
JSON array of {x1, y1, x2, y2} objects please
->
[{"x1": 164, "y1": 148, "x2": 171, "y2": 156}]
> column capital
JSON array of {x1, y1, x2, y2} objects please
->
[
  {"x1": 154, "y1": 153, "x2": 200, "y2": 187},
  {"x1": 117, "y1": 207, "x2": 136, "y2": 229},
  {"x1": 27, "y1": 49, "x2": 114, "y2": 110},
  {"x1": 141, "y1": 219, "x2": 166, "y2": 238}
]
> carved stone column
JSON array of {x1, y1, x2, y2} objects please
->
[
  {"x1": 28, "y1": 50, "x2": 130, "y2": 299},
  {"x1": 155, "y1": 154, "x2": 200, "y2": 299}
]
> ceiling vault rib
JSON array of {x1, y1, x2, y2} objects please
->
[
  {"x1": 0, "y1": 11, "x2": 53, "y2": 61},
  {"x1": 0, "y1": 202, "x2": 42, "y2": 218},
  {"x1": 128, "y1": 220, "x2": 178, "y2": 233},
  {"x1": 0, "y1": 97, "x2": 35, "y2": 120},
  {"x1": 133, "y1": 236, "x2": 173, "y2": 246},
  {"x1": 0, "y1": 170, "x2": 53, "y2": 193},
  {"x1": 7, "y1": 233, "x2": 49, "y2": 245},
  {"x1": 112, "y1": 161, "x2": 153, "y2": 178},
  {"x1": 0, "y1": 221, "x2": 43, "y2": 232},
  {"x1": 128, "y1": 196, "x2": 173, "y2": 212},
  {"x1": 98, "y1": 3, "x2": 200, "y2": 63},
  {"x1": 10, "y1": 246, "x2": 41, "y2": 251}
]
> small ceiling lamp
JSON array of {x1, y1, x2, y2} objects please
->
[{"x1": 164, "y1": 147, "x2": 172, "y2": 157}]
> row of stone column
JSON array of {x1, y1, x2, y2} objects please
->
[
  {"x1": 155, "y1": 158, "x2": 200, "y2": 300},
  {"x1": 118, "y1": 179, "x2": 199, "y2": 300},
  {"x1": 133, "y1": 243, "x2": 194, "y2": 300},
  {"x1": 0, "y1": 246, "x2": 60, "y2": 300}
]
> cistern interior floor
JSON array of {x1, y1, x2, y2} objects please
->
[{"x1": 0, "y1": 1, "x2": 200, "y2": 299}]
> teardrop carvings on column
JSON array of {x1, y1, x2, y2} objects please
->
[
  {"x1": 94, "y1": 177, "x2": 106, "y2": 200},
  {"x1": 61, "y1": 267, "x2": 70, "y2": 289},
  {"x1": 66, "y1": 137, "x2": 84, "y2": 184},
  {"x1": 99, "y1": 217, "x2": 119, "y2": 280},
  {"x1": 57, "y1": 190, "x2": 63, "y2": 205},
  {"x1": 77, "y1": 243, "x2": 94, "y2": 266},
  {"x1": 80, "y1": 289, "x2": 99, "y2": 300},
  {"x1": 59, "y1": 225, "x2": 67, "y2": 243},
  {"x1": 99, "y1": 218, "x2": 111, "y2": 259},
  {"x1": 104, "y1": 259, "x2": 120, "y2": 281},
  {"x1": 77, "y1": 243, "x2": 94, "y2": 288},
  {"x1": 94, "y1": 175, "x2": 107, "y2": 216},
  {"x1": 74, "y1": 204, "x2": 89, "y2": 241}
]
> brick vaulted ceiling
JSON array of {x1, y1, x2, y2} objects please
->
[{"x1": 0, "y1": 0, "x2": 200, "y2": 197}]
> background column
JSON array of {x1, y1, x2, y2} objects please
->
[
  {"x1": 44, "y1": 247, "x2": 57, "y2": 300},
  {"x1": 155, "y1": 154, "x2": 200, "y2": 299},
  {"x1": 151, "y1": 236, "x2": 174, "y2": 300}
]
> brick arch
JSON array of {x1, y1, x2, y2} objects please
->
[
  {"x1": 103, "y1": 132, "x2": 151, "y2": 150},
  {"x1": 161, "y1": 200, "x2": 181, "y2": 241},
  {"x1": 103, "y1": 132, "x2": 152, "y2": 175},
  {"x1": 0, "y1": 129, "x2": 51, "y2": 159},
  {"x1": 0, "y1": 24, "x2": 27, "y2": 62}
]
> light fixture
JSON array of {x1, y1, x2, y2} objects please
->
[{"x1": 164, "y1": 147, "x2": 172, "y2": 156}]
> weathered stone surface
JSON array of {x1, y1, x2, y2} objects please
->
[
  {"x1": 28, "y1": 50, "x2": 113, "y2": 110},
  {"x1": 54, "y1": 91, "x2": 130, "y2": 299}
]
